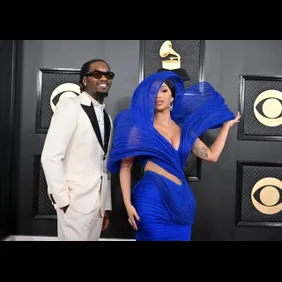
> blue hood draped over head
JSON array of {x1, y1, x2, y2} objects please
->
[{"x1": 107, "y1": 71, "x2": 234, "y2": 177}]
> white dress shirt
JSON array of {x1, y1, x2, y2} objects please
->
[{"x1": 86, "y1": 93, "x2": 105, "y2": 145}]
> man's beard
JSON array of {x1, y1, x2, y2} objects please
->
[{"x1": 96, "y1": 91, "x2": 109, "y2": 98}]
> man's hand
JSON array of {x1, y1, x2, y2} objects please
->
[{"x1": 102, "y1": 211, "x2": 110, "y2": 231}]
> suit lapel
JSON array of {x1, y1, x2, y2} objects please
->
[
  {"x1": 103, "y1": 110, "x2": 111, "y2": 155},
  {"x1": 81, "y1": 104, "x2": 104, "y2": 151}
]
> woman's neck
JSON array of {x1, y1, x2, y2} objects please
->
[{"x1": 154, "y1": 109, "x2": 172, "y2": 125}]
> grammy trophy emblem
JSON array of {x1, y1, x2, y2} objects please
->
[
  {"x1": 157, "y1": 40, "x2": 190, "y2": 81},
  {"x1": 159, "y1": 40, "x2": 181, "y2": 70}
]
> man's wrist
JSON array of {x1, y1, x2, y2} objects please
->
[{"x1": 104, "y1": 210, "x2": 111, "y2": 216}]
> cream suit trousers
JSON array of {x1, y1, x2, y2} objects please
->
[{"x1": 56, "y1": 205, "x2": 103, "y2": 241}]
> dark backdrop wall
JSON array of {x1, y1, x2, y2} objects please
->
[
  {"x1": 2, "y1": 40, "x2": 282, "y2": 240},
  {"x1": 10, "y1": 40, "x2": 140, "y2": 239},
  {"x1": 0, "y1": 40, "x2": 17, "y2": 239},
  {"x1": 193, "y1": 40, "x2": 282, "y2": 240}
]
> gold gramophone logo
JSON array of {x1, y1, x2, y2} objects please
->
[
  {"x1": 251, "y1": 177, "x2": 282, "y2": 215},
  {"x1": 158, "y1": 41, "x2": 190, "y2": 82},
  {"x1": 253, "y1": 89, "x2": 282, "y2": 127},
  {"x1": 159, "y1": 40, "x2": 181, "y2": 70},
  {"x1": 50, "y1": 83, "x2": 80, "y2": 112}
]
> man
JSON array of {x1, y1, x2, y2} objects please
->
[{"x1": 41, "y1": 59, "x2": 114, "y2": 241}]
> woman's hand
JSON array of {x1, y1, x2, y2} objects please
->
[
  {"x1": 225, "y1": 112, "x2": 241, "y2": 128},
  {"x1": 125, "y1": 203, "x2": 140, "y2": 230}
]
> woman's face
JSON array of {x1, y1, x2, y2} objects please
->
[{"x1": 155, "y1": 82, "x2": 173, "y2": 112}]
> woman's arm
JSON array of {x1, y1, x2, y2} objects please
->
[
  {"x1": 119, "y1": 156, "x2": 136, "y2": 206},
  {"x1": 119, "y1": 156, "x2": 140, "y2": 230},
  {"x1": 191, "y1": 112, "x2": 241, "y2": 162},
  {"x1": 191, "y1": 123, "x2": 230, "y2": 162}
]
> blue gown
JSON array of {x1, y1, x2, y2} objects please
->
[{"x1": 107, "y1": 71, "x2": 234, "y2": 241}]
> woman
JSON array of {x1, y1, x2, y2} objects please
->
[{"x1": 107, "y1": 71, "x2": 240, "y2": 241}]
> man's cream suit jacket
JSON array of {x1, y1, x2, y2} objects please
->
[{"x1": 41, "y1": 92, "x2": 113, "y2": 216}]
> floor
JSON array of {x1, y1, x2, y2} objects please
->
[{"x1": 2, "y1": 235, "x2": 135, "y2": 241}]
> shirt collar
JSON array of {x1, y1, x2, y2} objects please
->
[{"x1": 86, "y1": 93, "x2": 105, "y2": 110}]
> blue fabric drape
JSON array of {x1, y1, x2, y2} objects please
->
[{"x1": 107, "y1": 71, "x2": 234, "y2": 240}]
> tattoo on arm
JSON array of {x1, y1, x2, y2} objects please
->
[{"x1": 192, "y1": 141, "x2": 209, "y2": 159}]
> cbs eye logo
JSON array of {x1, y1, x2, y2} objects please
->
[
  {"x1": 50, "y1": 83, "x2": 80, "y2": 112},
  {"x1": 253, "y1": 89, "x2": 282, "y2": 127},
  {"x1": 251, "y1": 177, "x2": 282, "y2": 215}
]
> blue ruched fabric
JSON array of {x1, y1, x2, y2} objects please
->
[{"x1": 108, "y1": 71, "x2": 234, "y2": 241}]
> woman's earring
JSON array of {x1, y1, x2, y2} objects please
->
[{"x1": 170, "y1": 99, "x2": 174, "y2": 111}]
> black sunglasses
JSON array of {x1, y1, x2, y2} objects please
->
[{"x1": 85, "y1": 70, "x2": 115, "y2": 80}]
